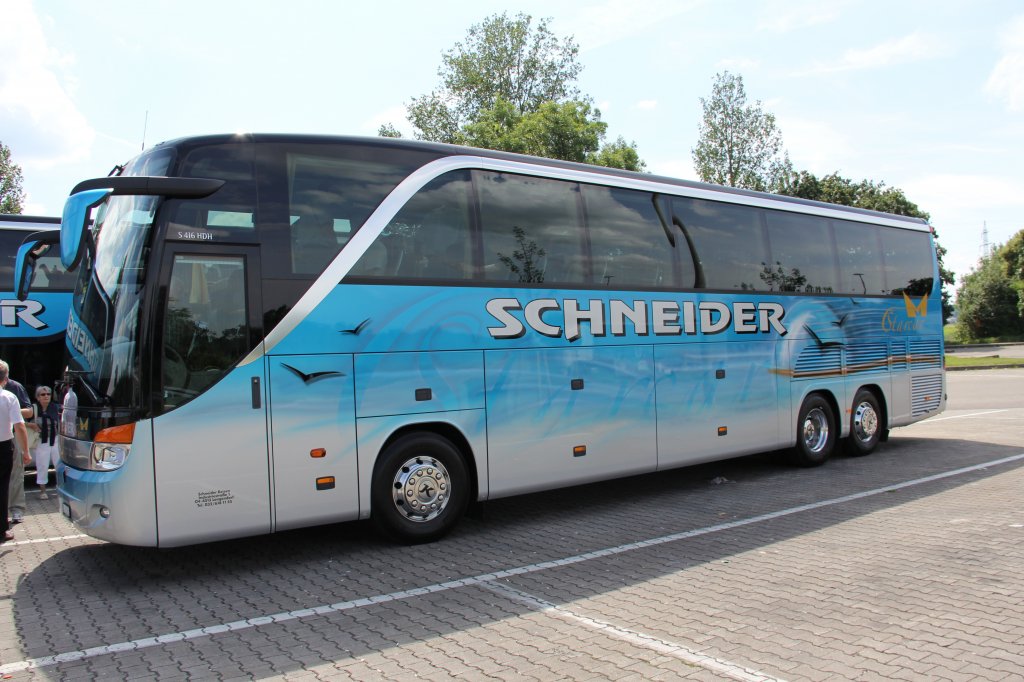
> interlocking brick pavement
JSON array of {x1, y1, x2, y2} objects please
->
[{"x1": 1, "y1": 370, "x2": 1023, "y2": 680}]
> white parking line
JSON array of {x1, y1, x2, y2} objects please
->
[
  {"x1": 3, "y1": 451, "x2": 1023, "y2": 675},
  {"x1": 3, "y1": 534, "x2": 90, "y2": 547},
  {"x1": 923, "y1": 409, "x2": 1009, "y2": 422},
  {"x1": 483, "y1": 581, "x2": 785, "y2": 682}
]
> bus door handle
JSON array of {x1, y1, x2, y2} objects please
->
[{"x1": 251, "y1": 376, "x2": 261, "y2": 409}]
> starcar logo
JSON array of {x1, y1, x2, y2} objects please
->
[
  {"x1": 486, "y1": 297, "x2": 788, "y2": 342},
  {"x1": 881, "y1": 293, "x2": 928, "y2": 333}
]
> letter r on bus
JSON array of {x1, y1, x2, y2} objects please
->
[{"x1": 0, "y1": 299, "x2": 46, "y2": 330}]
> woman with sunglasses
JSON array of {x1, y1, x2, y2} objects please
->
[{"x1": 31, "y1": 386, "x2": 60, "y2": 499}]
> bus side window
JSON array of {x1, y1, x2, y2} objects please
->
[
  {"x1": 764, "y1": 211, "x2": 839, "y2": 294},
  {"x1": 346, "y1": 170, "x2": 473, "y2": 281},
  {"x1": 673, "y1": 197, "x2": 769, "y2": 291},
  {"x1": 291, "y1": 214, "x2": 347, "y2": 275},
  {"x1": 477, "y1": 171, "x2": 585, "y2": 286},
  {"x1": 834, "y1": 220, "x2": 885, "y2": 295},
  {"x1": 879, "y1": 227, "x2": 934, "y2": 296},
  {"x1": 583, "y1": 185, "x2": 677, "y2": 289}
]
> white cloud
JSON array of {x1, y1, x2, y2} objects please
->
[
  {"x1": 985, "y1": 15, "x2": 1024, "y2": 112},
  {"x1": 716, "y1": 57, "x2": 760, "y2": 72},
  {"x1": 565, "y1": 0, "x2": 703, "y2": 52},
  {"x1": 798, "y1": 32, "x2": 942, "y2": 75},
  {"x1": 361, "y1": 105, "x2": 410, "y2": 136},
  {"x1": 634, "y1": 100, "x2": 658, "y2": 110},
  {"x1": 0, "y1": 0, "x2": 95, "y2": 168},
  {"x1": 755, "y1": 0, "x2": 847, "y2": 32},
  {"x1": 776, "y1": 116, "x2": 854, "y2": 174},
  {"x1": 649, "y1": 158, "x2": 698, "y2": 182},
  {"x1": 902, "y1": 174, "x2": 1024, "y2": 212}
]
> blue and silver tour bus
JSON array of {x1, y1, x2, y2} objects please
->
[
  {"x1": 0, "y1": 213, "x2": 73, "y2": 391},
  {"x1": 18, "y1": 134, "x2": 946, "y2": 547}
]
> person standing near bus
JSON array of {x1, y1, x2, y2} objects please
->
[
  {"x1": 2, "y1": 362, "x2": 33, "y2": 524},
  {"x1": 0, "y1": 361, "x2": 30, "y2": 543},
  {"x1": 30, "y1": 386, "x2": 59, "y2": 499}
]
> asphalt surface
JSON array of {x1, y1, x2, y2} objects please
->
[{"x1": 1, "y1": 369, "x2": 1022, "y2": 681}]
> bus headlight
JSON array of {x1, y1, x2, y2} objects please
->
[
  {"x1": 89, "y1": 423, "x2": 135, "y2": 471},
  {"x1": 91, "y1": 443, "x2": 130, "y2": 470}
]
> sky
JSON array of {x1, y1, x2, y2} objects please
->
[{"x1": 3, "y1": 0, "x2": 1023, "y2": 296}]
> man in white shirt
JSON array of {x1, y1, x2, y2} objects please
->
[{"x1": 0, "y1": 360, "x2": 30, "y2": 543}]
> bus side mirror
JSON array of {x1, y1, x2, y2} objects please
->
[
  {"x1": 61, "y1": 188, "x2": 111, "y2": 271},
  {"x1": 14, "y1": 229, "x2": 61, "y2": 299}
]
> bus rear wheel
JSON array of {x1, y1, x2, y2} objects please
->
[
  {"x1": 371, "y1": 433, "x2": 469, "y2": 544},
  {"x1": 845, "y1": 389, "x2": 882, "y2": 457},
  {"x1": 790, "y1": 394, "x2": 836, "y2": 467}
]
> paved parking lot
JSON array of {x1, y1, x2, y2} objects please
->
[{"x1": 1, "y1": 370, "x2": 1023, "y2": 681}]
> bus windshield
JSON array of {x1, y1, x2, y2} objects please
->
[{"x1": 66, "y1": 194, "x2": 158, "y2": 408}]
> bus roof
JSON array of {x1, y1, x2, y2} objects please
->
[
  {"x1": 0, "y1": 214, "x2": 61, "y2": 230},
  {"x1": 143, "y1": 133, "x2": 930, "y2": 229}
]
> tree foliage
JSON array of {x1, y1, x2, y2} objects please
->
[
  {"x1": 777, "y1": 169, "x2": 956, "y2": 323},
  {"x1": 388, "y1": 12, "x2": 645, "y2": 172},
  {"x1": 0, "y1": 141, "x2": 25, "y2": 214},
  {"x1": 955, "y1": 243, "x2": 1024, "y2": 340},
  {"x1": 692, "y1": 72, "x2": 792, "y2": 192},
  {"x1": 408, "y1": 12, "x2": 581, "y2": 142},
  {"x1": 588, "y1": 136, "x2": 646, "y2": 172}
]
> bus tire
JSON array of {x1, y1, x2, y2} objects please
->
[
  {"x1": 790, "y1": 394, "x2": 836, "y2": 467},
  {"x1": 845, "y1": 389, "x2": 882, "y2": 457},
  {"x1": 371, "y1": 433, "x2": 469, "y2": 544}
]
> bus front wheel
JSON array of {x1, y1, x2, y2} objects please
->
[
  {"x1": 845, "y1": 389, "x2": 882, "y2": 457},
  {"x1": 791, "y1": 394, "x2": 836, "y2": 467},
  {"x1": 371, "y1": 433, "x2": 469, "y2": 544}
]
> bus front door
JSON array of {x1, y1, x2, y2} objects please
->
[{"x1": 152, "y1": 245, "x2": 270, "y2": 546}]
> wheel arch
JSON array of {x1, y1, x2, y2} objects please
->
[
  {"x1": 851, "y1": 382, "x2": 889, "y2": 436},
  {"x1": 794, "y1": 387, "x2": 841, "y2": 440},
  {"x1": 374, "y1": 421, "x2": 480, "y2": 505}
]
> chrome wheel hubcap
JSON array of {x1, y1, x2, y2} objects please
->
[
  {"x1": 802, "y1": 407, "x2": 829, "y2": 453},
  {"x1": 853, "y1": 401, "x2": 879, "y2": 442},
  {"x1": 392, "y1": 457, "x2": 451, "y2": 522}
]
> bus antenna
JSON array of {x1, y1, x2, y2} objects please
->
[{"x1": 141, "y1": 110, "x2": 149, "y2": 151}]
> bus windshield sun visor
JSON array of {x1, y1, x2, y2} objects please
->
[
  {"x1": 60, "y1": 176, "x2": 226, "y2": 271},
  {"x1": 14, "y1": 229, "x2": 61, "y2": 299}
]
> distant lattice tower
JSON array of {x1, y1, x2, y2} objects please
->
[{"x1": 982, "y1": 221, "x2": 991, "y2": 258}]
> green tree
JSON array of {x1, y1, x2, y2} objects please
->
[
  {"x1": 403, "y1": 13, "x2": 645, "y2": 171},
  {"x1": 588, "y1": 136, "x2": 646, "y2": 172},
  {"x1": 955, "y1": 252, "x2": 1024, "y2": 340},
  {"x1": 692, "y1": 72, "x2": 792, "y2": 192},
  {"x1": 0, "y1": 141, "x2": 26, "y2": 214},
  {"x1": 377, "y1": 123, "x2": 402, "y2": 138},
  {"x1": 464, "y1": 98, "x2": 606, "y2": 162},
  {"x1": 777, "y1": 170, "x2": 956, "y2": 323},
  {"x1": 996, "y1": 229, "x2": 1024, "y2": 318},
  {"x1": 408, "y1": 12, "x2": 582, "y2": 142}
]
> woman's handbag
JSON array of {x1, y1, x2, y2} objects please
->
[{"x1": 26, "y1": 404, "x2": 41, "y2": 450}]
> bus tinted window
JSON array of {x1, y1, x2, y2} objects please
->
[
  {"x1": 166, "y1": 143, "x2": 259, "y2": 241},
  {"x1": 584, "y1": 186, "x2": 677, "y2": 289},
  {"x1": 284, "y1": 151, "x2": 440, "y2": 276},
  {"x1": 0, "y1": 229, "x2": 75, "y2": 291},
  {"x1": 673, "y1": 197, "x2": 768, "y2": 291},
  {"x1": 477, "y1": 171, "x2": 585, "y2": 285},
  {"x1": 833, "y1": 219, "x2": 885, "y2": 295},
  {"x1": 764, "y1": 211, "x2": 838, "y2": 293},
  {"x1": 881, "y1": 227, "x2": 934, "y2": 295},
  {"x1": 348, "y1": 170, "x2": 474, "y2": 280}
]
